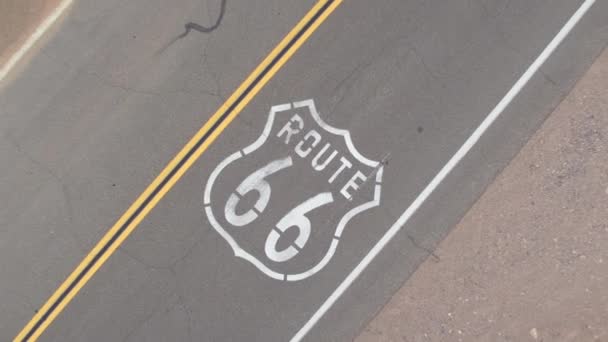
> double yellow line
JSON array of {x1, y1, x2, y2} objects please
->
[{"x1": 15, "y1": 0, "x2": 342, "y2": 340}]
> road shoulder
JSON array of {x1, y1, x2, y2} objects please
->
[
  {"x1": 0, "y1": 0, "x2": 66, "y2": 82},
  {"x1": 358, "y1": 47, "x2": 608, "y2": 342}
]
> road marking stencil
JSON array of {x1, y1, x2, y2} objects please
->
[
  {"x1": 14, "y1": 0, "x2": 342, "y2": 340},
  {"x1": 204, "y1": 99, "x2": 383, "y2": 281},
  {"x1": 12, "y1": 0, "x2": 596, "y2": 340},
  {"x1": 290, "y1": 0, "x2": 597, "y2": 340}
]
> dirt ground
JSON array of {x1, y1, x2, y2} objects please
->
[
  {"x1": 357, "y1": 48, "x2": 608, "y2": 342},
  {"x1": 0, "y1": 0, "x2": 62, "y2": 68}
]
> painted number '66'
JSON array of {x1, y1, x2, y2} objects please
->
[{"x1": 223, "y1": 156, "x2": 334, "y2": 263}]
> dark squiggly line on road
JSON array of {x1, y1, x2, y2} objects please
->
[
  {"x1": 179, "y1": 0, "x2": 227, "y2": 37},
  {"x1": 156, "y1": 0, "x2": 227, "y2": 54}
]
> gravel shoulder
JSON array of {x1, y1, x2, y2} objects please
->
[{"x1": 357, "y1": 47, "x2": 608, "y2": 342}]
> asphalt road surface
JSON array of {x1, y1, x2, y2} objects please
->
[{"x1": 1, "y1": 0, "x2": 607, "y2": 341}]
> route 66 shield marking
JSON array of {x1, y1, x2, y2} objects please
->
[{"x1": 204, "y1": 99, "x2": 383, "y2": 281}]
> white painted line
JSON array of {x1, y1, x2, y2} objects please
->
[
  {"x1": 0, "y1": 0, "x2": 73, "y2": 83},
  {"x1": 290, "y1": 0, "x2": 596, "y2": 340}
]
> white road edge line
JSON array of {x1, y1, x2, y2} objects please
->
[
  {"x1": 0, "y1": 0, "x2": 73, "y2": 83},
  {"x1": 290, "y1": 0, "x2": 596, "y2": 340}
]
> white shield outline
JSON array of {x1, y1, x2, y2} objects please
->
[{"x1": 204, "y1": 99, "x2": 383, "y2": 281}]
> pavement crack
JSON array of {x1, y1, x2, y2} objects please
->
[
  {"x1": 326, "y1": 59, "x2": 374, "y2": 120},
  {"x1": 199, "y1": 34, "x2": 226, "y2": 103},
  {"x1": 407, "y1": 43, "x2": 445, "y2": 84},
  {"x1": 121, "y1": 310, "x2": 158, "y2": 342},
  {"x1": 168, "y1": 267, "x2": 195, "y2": 341},
  {"x1": 169, "y1": 235, "x2": 204, "y2": 270},
  {"x1": 407, "y1": 234, "x2": 440, "y2": 262},
  {"x1": 3, "y1": 132, "x2": 81, "y2": 250},
  {"x1": 479, "y1": 0, "x2": 512, "y2": 19},
  {"x1": 209, "y1": 70, "x2": 226, "y2": 102},
  {"x1": 157, "y1": 0, "x2": 227, "y2": 54},
  {"x1": 539, "y1": 69, "x2": 560, "y2": 89},
  {"x1": 176, "y1": 290, "x2": 195, "y2": 341},
  {"x1": 86, "y1": 71, "x2": 161, "y2": 96},
  {"x1": 4, "y1": 132, "x2": 61, "y2": 182},
  {"x1": 120, "y1": 292, "x2": 180, "y2": 342},
  {"x1": 118, "y1": 247, "x2": 170, "y2": 271},
  {"x1": 181, "y1": 0, "x2": 227, "y2": 36},
  {"x1": 330, "y1": 59, "x2": 373, "y2": 96},
  {"x1": 86, "y1": 70, "x2": 220, "y2": 99}
]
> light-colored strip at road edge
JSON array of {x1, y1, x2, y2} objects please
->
[
  {"x1": 290, "y1": 0, "x2": 597, "y2": 341},
  {"x1": 0, "y1": 0, "x2": 73, "y2": 83}
]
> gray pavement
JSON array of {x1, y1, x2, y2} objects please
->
[{"x1": 1, "y1": 0, "x2": 607, "y2": 341}]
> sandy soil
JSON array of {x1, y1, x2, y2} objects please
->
[
  {"x1": 0, "y1": 0, "x2": 63, "y2": 68},
  {"x1": 357, "y1": 49, "x2": 608, "y2": 342}
]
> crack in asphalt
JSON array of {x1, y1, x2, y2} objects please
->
[
  {"x1": 2, "y1": 132, "x2": 86, "y2": 254},
  {"x1": 407, "y1": 234, "x2": 441, "y2": 262},
  {"x1": 180, "y1": 0, "x2": 227, "y2": 37},
  {"x1": 156, "y1": 0, "x2": 227, "y2": 55},
  {"x1": 85, "y1": 69, "x2": 222, "y2": 100}
]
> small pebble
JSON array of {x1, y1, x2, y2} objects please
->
[{"x1": 530, "y1": 328, "x2": 539, "y2": 340}]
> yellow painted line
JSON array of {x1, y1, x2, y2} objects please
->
[{"x1": 14, "y1": 0, "x2": 343, "y2": 340}]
